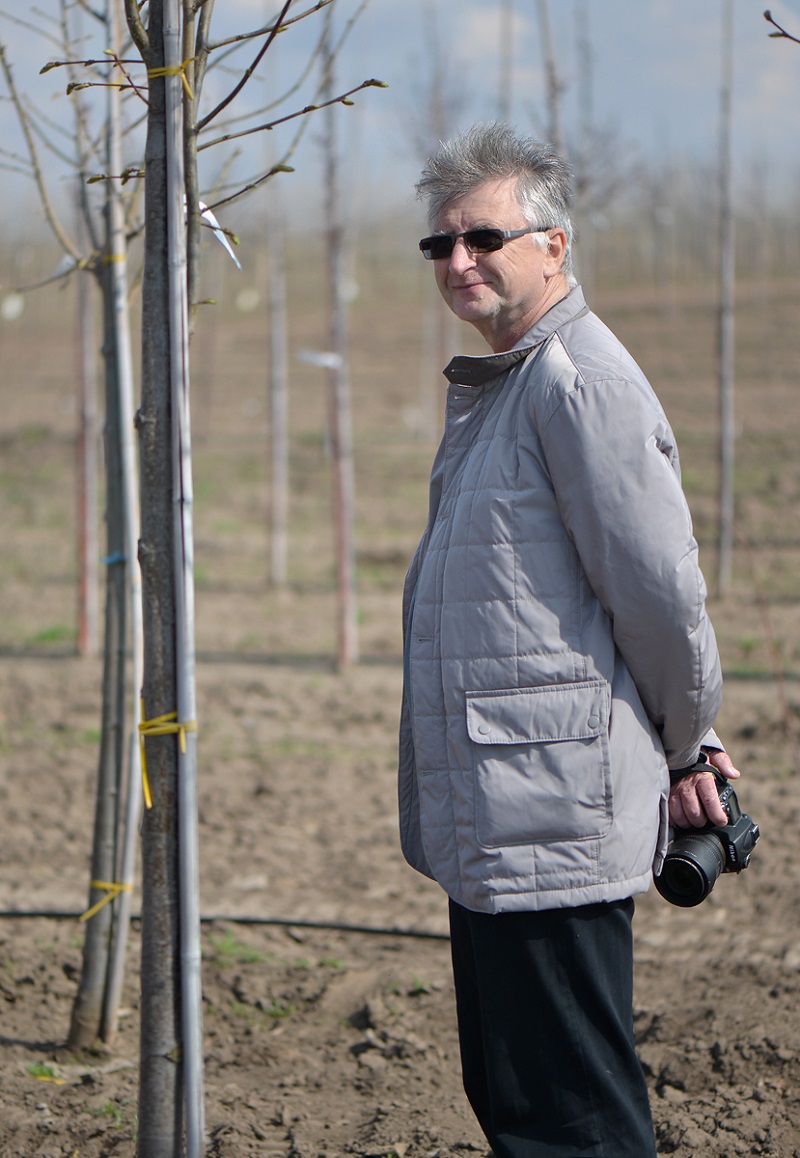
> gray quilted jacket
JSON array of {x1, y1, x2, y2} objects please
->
[{"x1": 398, "y1": 287, "x2": 723, "y2": 914}]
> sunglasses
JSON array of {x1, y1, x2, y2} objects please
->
[{"x1": 418, "y1": 225, "x2": 551, "y2": 261}]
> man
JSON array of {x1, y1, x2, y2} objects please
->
[{"x1": 398, "y1": 123, "x2": 739, "y2": 1158}]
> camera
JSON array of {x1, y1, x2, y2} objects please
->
[{"x1": 655, "y1": 761, "x2": 760, "y2": 908}]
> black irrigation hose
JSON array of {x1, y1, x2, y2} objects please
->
[{"x1": 0, "y1": 910, "x2": 450, "y2": 941}]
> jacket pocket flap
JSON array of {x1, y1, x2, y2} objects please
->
[{"x1": 466, "y1": 681, "x2": 609, "y2": 745}]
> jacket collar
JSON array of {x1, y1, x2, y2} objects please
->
[{"x1": 443, "y1": 285, "x2": 587, "y2": 387}]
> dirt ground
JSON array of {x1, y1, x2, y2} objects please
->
[{"x1": 1, "y1": 244, "x2": 800, "y2": 1157}]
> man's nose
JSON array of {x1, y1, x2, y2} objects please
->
[{"x1": 448, "y1": 235, "x2": 478, "y2": 273}]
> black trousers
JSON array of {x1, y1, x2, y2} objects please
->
[{"x1": 448, "y1": 897, "x2": 657, "y2": 1158}]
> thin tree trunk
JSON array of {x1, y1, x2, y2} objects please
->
[
  {"x1": 498, "y1": 0, "x2": 513, "y2": 123},
  {"x1": 268, "y1": 203, "x2": 290, "y2": 587},
  {"x1": 165, "y1": 2, "x2": 205, "y2": 1149},
  {"x1": 67, "y1": 301, "x2": 126, "y2": 1046},
  {"x1": 182, "y1": 0, "x2": 200, "y2": 329},
  {"x1": 418, "y1": 284, "x2": 455, "y2": 442},
  {"x1": 717, "y1": 0, "x2": 735, "y2": 596},
  {"x1": 133, "y1": 1, "x2": 204, "y2": 1150},
  {"x1": 537, "y1": 0, "x2": 564, "y2": 154},
  {"x1": 76, "y1": 262, "x2": 99, "y2": 658},
  {"x1": 418, "y1": 281, "x2": 438, "y2": 441},
  {"x1": 68, "y1": 0, "x2": 144, "y2": 1052},
  {"x1": 415, "y1": 10, "x2": 456, "y2": 442},
  {"x1": 574, "y1": 0, "x2": 594, "y2": 298},
  {"x1": 322, "y1": 19, "x2": 358, "y2": 668},
  {"x1": 135, "y1": 1, "x2": 183, "y2": 1150},
  {"x1": 100, "y1": 0, "x2": 143, "y2": 1046},
  {"x1": 69, "y1": 0, "x2": 100, "y2": 666}
]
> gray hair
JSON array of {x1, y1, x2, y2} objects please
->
[{"x1": 416, "y1": 123, "x2": 576, "y2": 284}]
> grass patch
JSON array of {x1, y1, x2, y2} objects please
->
[
  {"x1": 209, "y1": 930, "x2": 266, "y2": 966},
  {"x1": 28, "y1": 624, "x2": 76, "y2": 645},
  {"x1": 26, "y1": 1062, "x2": 63, "y2": 1083},
  {"x1": 261, "y1": 998, "x2": 296, "y2": 1019},
  {"x1": 91, "y1": 1100, "x2": 127, "y2": 1127}
]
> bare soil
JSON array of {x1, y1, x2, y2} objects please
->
[{"x1": 1, "y1": 250, "x2": 799, "y2": 1157}]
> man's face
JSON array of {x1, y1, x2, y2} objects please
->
[{"x1": 430, "y1": 176, "x2": 566, "y2": 352}]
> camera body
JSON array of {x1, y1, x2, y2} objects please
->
[{"x1": 655, "y1": 763, "x2": 760, "y2": 908}]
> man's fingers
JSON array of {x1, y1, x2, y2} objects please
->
[
  {"x1": 668, "y1": 794, "x2": 689, "y2": 827},
  {"x1": 707, "y1": 748, "x2": 740, "y2": 779},
  {"x1": 695, "y1": 773, "x2": 728, "y2": 825},
  {"x1": 668, "y1": 770, "x2": 728, "y2": 828}
]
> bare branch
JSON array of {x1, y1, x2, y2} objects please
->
[
  {"x1": 0, "y1": 8, "x2": 64, "y2": 49},
  {"x1": 104, "y1": 50, "x2": 151, "y2": 105},
  {"x1": 764, "y1": 9, "x2": 800, "y2": 44},
  {"x1": 191, "y1": 0, "x2": 215, "y2": 104},
  {"x1": 41, "y1": 55, "x2": 141, "y2": 72},
  {"x1": 3, "y1": 255, "x2": 96, "y2": 295},
  {"x1": 29, "y1": 5, "x2": 61, "y2": 33},
  {"x1": 0, "y1": 144, "x2": 34, "y2": 168},
  {"x1": 58, "y1": 2, "x2": 103, "y2": 258},
  {"x1": 330, "y1": 0, "x2": 372, "y2": 62},
  {"x1": 203, "y1": 74, "x2": 372, "y2": 214},
  {"x1": 210, "y1": 0, "x2": 356, "y2": 127},
  {"x1": 123, "y1": 0, "x2": 149, "y2": 56},
  {"x1": 202, "y1": 160, "x2": 295, "y2": 213},
  {"x1": 75, "y1": 0, "x2": 106, "y2": 22},
  {"x1": 198, "y1": 76, "x2": 387, "y2": 152},
  {"x1": 190, "y1": 9, "x2": 326, "y2": 136},
  {"x1": 201, "y1": 144, "x2": 241, "y2": 201},
  {"x1": 196, "y1": 0, "x2": 291, "y2": 132},
  {"x1": 0, "y1": 157, "x2": 33, "y2": 177},
  {"x1": 200, "y1": 0, "x2": 372, "y2": 157},
  {"x1": 208, "y1": 0, "x2": 336, "y2": 53},
  {"x1": 183, "y1": 0, "x2": 203, "y2": 326},
  {"x1": 41, "y1": 52, "x2": 150, "y2": 106},
  {"x1": 0, "y1": 41, "x2": 79, "y2": 259},
  {"x1": 28, "y1": 102, "x2": 90, "y2": 167},
  {"x1": 200, "y1": 0, "x2": 383, "y2": 216}
]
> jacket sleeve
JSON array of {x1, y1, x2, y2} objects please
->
[{"x1": 537, "y1": 366, "x2": 722, "y2": 769}]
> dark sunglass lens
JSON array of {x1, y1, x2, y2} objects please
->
[
  {"x1": 465, "y1": 229, "x2": 504, "y2": 253},
  {"x1": 420, "y1": 235, "x2": 455, "y2": 260}
]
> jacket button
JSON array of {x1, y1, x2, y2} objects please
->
[
  {"x1": 478, "y1": 725, "x2": 490, "y2": 735},
  {"x1": 587, "y1": 714, "x2": 600, "y2": 729}
]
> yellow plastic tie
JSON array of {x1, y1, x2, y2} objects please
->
[
  {"x1": 79, "y1": 880, "x2": 134, "y2": 923},
  {"x1": 147, "y1": 58, "x2": 195, "y2": 100},
  {"x1": 139, "y1": 702, "x2": 198, "y2": 811},
  {"x1": 102, "y1": 252, "x2": 126, "y2": 265}
]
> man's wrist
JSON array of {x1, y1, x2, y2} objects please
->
[{"x1": 669, "y1": 752, "x2": 711, "y2": 785}]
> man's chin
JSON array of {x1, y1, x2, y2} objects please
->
[{"x1": 449, "y1": 290, "x2": 497, "y2": 323}]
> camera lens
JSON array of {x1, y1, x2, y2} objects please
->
[{"x1": 655, "y1": 831, "x2": 727, "y2": 907}]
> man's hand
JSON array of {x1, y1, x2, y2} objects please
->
[{"x1": 668, "y1": 749, "x2": 741, "y2": 828}]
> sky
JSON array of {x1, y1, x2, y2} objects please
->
[{"x1": 2, "y1": 0, "x2": 800, "y2": 238}]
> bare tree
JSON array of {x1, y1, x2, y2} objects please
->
[
  {"x1": 118, "y1": 0, "x2": 384, "y2": 1147},
  {"x1": 399, "y1": 0, "x2": 461, "y2": 440},
  {"x1": 400, "y1": 0, "x2": 462, "y2": 160},
  {"x1": 536, "y1": 0, "x2": 564, "y2": 154},
  {"x1": 717, "y1": 0, "x2": 735, "y2": 596},
  {"x1": 321, "y1": 8, "x2": 358, "y2": 667},
  {"x1": 1, "y1": 2, "x2": 143, "y2": 1052},
  {"x1": 5, "y1": 2, "x2": 385, "y2": 1143},
  {"x1": 498, "y1": 0, "x2": 514, "y2": 123},
  {"x1": 573, "y1": 0, "x2": 595, "y2": 294},
  {"x1": 75, "y1": 201, "x2": 100, "y2": 658},
  {"x1": 267, "y1": 196, "x2": 290, "y2": 587}
]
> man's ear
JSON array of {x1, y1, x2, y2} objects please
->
[{"x1": 543, "y1": 229, "x2": 568, "y2": 276}]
